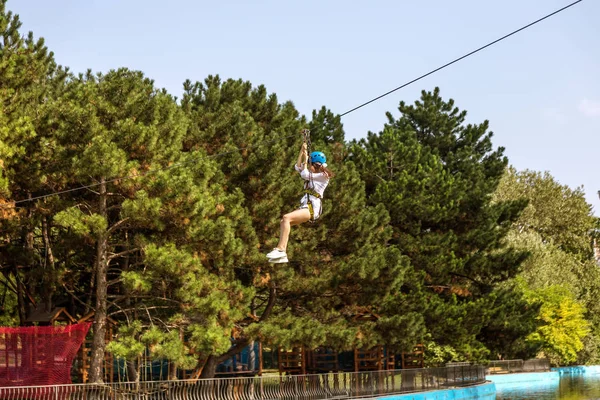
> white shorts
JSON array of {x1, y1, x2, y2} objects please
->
[{"x1": 299, "y1": 195, "x2": 322, "y2": 221}]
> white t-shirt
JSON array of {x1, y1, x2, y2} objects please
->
[{"x1": 294, "y1": 163, "x2": 330, "y2": 197}]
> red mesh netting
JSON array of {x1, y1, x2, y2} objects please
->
[{"x1": 0, "y1": 322, "x2": 91, "y2": 387}]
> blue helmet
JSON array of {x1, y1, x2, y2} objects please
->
[{"x1": 309, "y1": 151, "x2": 326, "y2": 165}]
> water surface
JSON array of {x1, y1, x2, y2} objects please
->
[{"x1": 495, "y1": 374, "x2": 600, "y2": 399}]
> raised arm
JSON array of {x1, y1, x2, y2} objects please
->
[{"x1": 296, "y1": 142, "x2": 308, "y2": 170}]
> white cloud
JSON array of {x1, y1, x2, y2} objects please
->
[{"x1": 579, "y1": 98, "x2": 600, "y2": 117}]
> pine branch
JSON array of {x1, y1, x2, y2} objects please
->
[
  {"x1": 62, "y1": 283, "x2": 96, "y2": 312},
  {"x1": 448, "y1": 271, "x2": 485, "y2": 288},
  {"x1": 0, "y1": 273, "x2": 17, "y2": 294},
  {"x1": 108, "y1": 305, "x2": 172, "y2": 318},
  {"x1": 107, "y1": 218, "x2": 130, "y2": 235},
  {"x1": 107, "y1": 247, "x2": 139, "y2": 261},
  {"x1": 259, "y1": 283, "x2": 277, "y2": 322},
  {"x1": 213, "y1": 283, "x2": 277, "y2": 364},
  {"x1": 106, "y1": 278, "x2": 122, "y2": 286}
]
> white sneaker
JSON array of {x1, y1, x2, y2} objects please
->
[
  {"x1": 269, "y1": 256, "x2": 289, "y2": 264},
  {"x1": 266, "y1": 248, "x2": 287, "y2": 259}
]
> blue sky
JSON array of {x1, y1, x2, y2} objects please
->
[{"x1": 9, "y1": 0, "x2": 600, "y2": 213}]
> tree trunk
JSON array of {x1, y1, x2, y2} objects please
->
[
  {"x1": 89, "y1": 177, "x2": 109, "y2": 383},
  {"x1": 199, "y1": 355, "x2": 219, "y2": 379},
  {"x1": 248, "y1": 341, "x2": 256, "y2": 371},
  {"x1": 14, "y1": 268, "x2": 26, "y2": 325},
  {"x1": 126, "y1": 360, "x2": 139, "y2": 382},
  {"x1": 17, "y1": 200, "x2": 35, "y2": 322},
  {"x1": 41, "y1": 215, "x2": 56, "y2": 310},
  {"x1": 85, "y1": 261, "x2": 96, "y2": 315},
  {"x1": 200, "y1": 284, "x2": 277, "y2": 379},
  {"x1": 169, "y1": 362, "x2": 179, "y2": 380}
]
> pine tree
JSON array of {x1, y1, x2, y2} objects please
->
[
  {"x1": 350, "y1": 87, "x2": 529, "y2": 361},
  {"x1": 47, "y1": 68, "x2": 226, "y2": 382},
  {"x1": 176, "y1": 78, "x2": 419, "y2": 376},
  {"x1": 0, "y1": 0, "x2": 69, "y2": 324}
]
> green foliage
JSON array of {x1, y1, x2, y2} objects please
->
[
  {"x1": 0, "y1": 0, "x2": 60, "y2": 194},
  {"x1": 577, "y1": 329, "x2": 600, "y2": 365},
  {"x1": 423, "y1": 335, "x2": 462, "y2": 367},
  {"x1": 0, "y1": 278, "x2": 18, "y2": 326},
  {"x1": 180, "y1": 76, "x2": 417, "y2": 375},
  {"x1": 3, "y1": 0, "x2": 598, "y2": 377},
  {"x1": 250, "y1": 311, "x2": 358, "y2": 350},
  {"x1": 494, "y1": 166, "x2": 599, "y2": 365},
  {"x1": 506, "y1": 231, "x2": 584, "y2": 296},
  {"x1": 477, "y1": 281, "x2": 541, "y2": 360},
  {"x1": 350, "y1": 87, "x2": 528, "y2": 363},
  {"x1": 494, "y1": 167, "x2": 595, "y2": 258},
  {"x1": 106, "y1": 321, "x2": 146, "y2": 360},
  {"x1": 0, "y1": 0, "x2": 71, "y2": 329},
  {"x1": 121, "y1": 271, "x2": 152, "y2": 294},
  {"x1": 142, "y1": 327, "x2": 197, "y2": 370},
  {"x1": 54, "y1": 208, "x2": 108, "y2": 237},
  {"x1": 521, "y1": 282, "x2": 589, "y2": 365}
]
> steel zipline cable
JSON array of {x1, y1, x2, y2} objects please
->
[
  {"x1": 0, "y1": 0, "x2": 583, "y2": 209},
  {"x1": 339, "y1": 0, "x2": 583, "y2": 116}
]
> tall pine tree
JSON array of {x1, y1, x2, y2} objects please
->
[
  {"x1": 0, "y1": 0, "x2": 69, "y2": 325},
  {"x1": 168, "y1": 77, "x2": 418, "y2": 377},
  {"x1": 350, "y1": 87, "x2": 529, "y2": 361},
  {"x1": 47, "y1": 68, "x2": 243, "y2": 382}
]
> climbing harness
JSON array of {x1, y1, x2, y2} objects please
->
[
  {"x1": 300, "y1": 129, "x2": 323, "y2": 223},
  {"x1": 304, "y1": 190, "x2": 322, "y2": 222},
  {"x1": 303, "y1": 189, "x2": 321, "y2": 199}
]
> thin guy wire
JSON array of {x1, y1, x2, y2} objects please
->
[{"x1": 3, "y1": 132, "x2": 298, "y2": 207}]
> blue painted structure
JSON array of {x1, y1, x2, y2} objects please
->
[
  {"x1": 552, "y1": 365, "x2": 600, "y2": 375},
  {"x1": 301, "y1": 366, "x2": 600, "y2": 400},
  {"x1": 487, "y1": 371, "x2": 559, "y2": 385},
  {"x1": 215, "y1": 341, "x2": 261, "y2": 376},
  {"x1": 376, "y1": 382, "x2": 496, "y2": 400}
]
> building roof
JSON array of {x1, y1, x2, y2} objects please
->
[{"x1": 25, "y1": 304, "x2": 76, "y2": 324}]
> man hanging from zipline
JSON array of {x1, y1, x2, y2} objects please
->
[{"x1": 266, "y1": 130, "x2": 334, "y2": 263}]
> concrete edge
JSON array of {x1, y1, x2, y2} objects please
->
[
  {"x1": 486, "y1": 371, "x2": 559, "y2": 385},
  {"x1": 376, "y1": 382, "x2": 496, "y2": 400}
]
